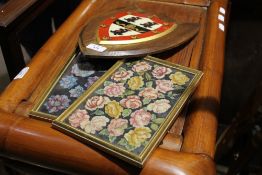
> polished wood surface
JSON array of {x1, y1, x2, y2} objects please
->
[{"x1": 0, "y1": 0, "x2": 229, "y2": 174}]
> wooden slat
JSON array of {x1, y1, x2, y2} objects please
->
[{"x1": 182, "y1": 0, "x2": 229, "y2": 158}]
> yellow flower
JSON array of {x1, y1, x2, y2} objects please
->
[
  {"x1": 127, "y1": 76, "x2": 144, "y2": 90},
  {"x1": 169, "y1": 72, "x2": 190, "y2": 85},
  {"x1": 105, "y1": 100, "x2": 123, "y2": 118},
  {"x1": 124, "y1": 127, "x2": 151, "y2": 148}
]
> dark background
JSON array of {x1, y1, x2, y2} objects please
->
[
  {"x1": 217, "y1": 0, "x2": 262, "y2": 174},
  {"x1": 220, "y1": 0, "x2": 262, "y2": 124}
]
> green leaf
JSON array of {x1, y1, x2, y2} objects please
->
[
  {"x1": 146, "y1": 81, "x2": 153, "y2": 87},
  {"x1": 138, "y1": 72, "x2": 144, "y2": 76},
  {"x1": 124, "y1": 90, "x2": 135, "y2": 96},
  {"x1": 109, "y1": 135, "x2": 117, "y2": 143},
  {"x1": 142, "y1": 140, "x2": 149, "y2": 147},
  {"x1": 104, "y1": 81, "x2": 113, "y2": 86},
  {"x1": 143, "y1": 98, "x2": 151, "y2": 105},
  {"x1": 174, "y1": 85, "x2": 184, "y2": 90},
  {"x1": 118, "y1": 67, "x2": 127, "y2": 71},
  {"x1": 167, "y1": 91, "x2": 173, "y2": 97},
  {"x1": 95, "y1": 89, "x2": 104, "y2": 95},
  {"x1": 167, "y1": 91, "x2": 175, "y2": 99},
  {"x1": 125, "y1": 62, "x2": 132, "y2": 67},
  {"x1": 145, "y1": 72, "x2": 152, "y2": 81},
  {"x1": 120, "y1": 79, "x2": 127, "y2": 84},
  {"x1": 125, "y1": 144, "x2": 136, "y2": 151},
  {"x1": 151, "y1": 114, "x2": 157, "y2": 120},
  {"x1": 118, "y1": 138, "x2": 128, "y2": 146},
  {"x1": 122, "y1": 109, "x2": 132, "y2": 118},
  {"x1": 99, "y1": 129, "x2": 108, "y2": 136},
  {"x1": 158, "y1": 93, "x2": 165, "y2": 99},
  {"x1": 150, "y1": 123, "x2": 159, "y2": 131},
  {"x1": 94, "y1": 109, "x2": 104, "y2": 116},
  {"x1": 153, "y1": 118, "x2": 165, "y2": 125}
]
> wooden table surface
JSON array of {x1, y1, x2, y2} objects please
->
[{"x1": 0, "y1": 0, "x2": 229, "y2": 174}]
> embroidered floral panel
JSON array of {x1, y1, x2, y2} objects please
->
[{"x1": 53, "y1": 56, "x2": 203, "y2": 167}]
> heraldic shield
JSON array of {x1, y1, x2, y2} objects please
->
[
  {"x1": 79, "y1": 9, "x2": 199, "y2": 58},
  {"x1": 98, "y1": 11, "x2": 177, "y2": 44}
]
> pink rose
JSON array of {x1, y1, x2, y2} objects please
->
[
  {"x1": 104, "y1": 83, "x2": 126, "y2": 97},
  {"x1": 147, "y1": 99, "x2": 171, "y2": 113},
  {"x1": 130, "y1": 109, "x2": 152, "y2": 127},
  {"x1": 120, "y1": 95, "x2": 142, "y2": 109},
  {"x1": 81, "y1": 116, "x2": 109, "y2": 134},
  {"x1": 68, "y1": 109, "x2": 90, "y2": 128},
  {"x1": 152, "y1": 66, "x2": 172, "y2": 79},
  {"x1": 139, "y1": 87, "x2": 158, "y2": 99},
  {"x1": 107, "y1": 119, "x2": 128, "y2": 136},
  {"x1": 111, "y1": 70, "x2": 133, "y2": 81},
  {"x1": 85, "y1": 96, "x2": 110, "y2": 111},
  {"x1": 156, "y1": 80, "x2": 174, "y2": 93},
  {"x1": 132, "y1": 61, "x2": 152, "y2": 73}
]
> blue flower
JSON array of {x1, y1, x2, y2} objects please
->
[
  {"x1": 85, "y1": 76, "x2": 100, "y2": 88},
  {"x1": 44, "y1": 95, "x2": 71, "y2": 113},
  {"x1": 59, "y1": 75, "x2": 77, "y2": 89},
  {"x1": 69, "y1": 85, "x2": 84, "y2": 98}
]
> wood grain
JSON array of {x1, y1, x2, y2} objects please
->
[
  {"x1": 182, "y1": 0, "x2": 230, "y2": 158},
  {"x1": 0, "y1": 0, "x2": 229, "y2": 174}
]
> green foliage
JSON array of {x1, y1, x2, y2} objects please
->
[
  {"x1": 150, "y1": 123, "x2": 159, "y2": 131},
  {"x1": 122, "y1": 109, "x2": 132, "y2": 118},
  {"x1": 95, "y1": 89, "x2": 104, "y2": 95},
  {"x1": 94, "y1": 109, "x2": 105, "y2": 116},
  {"x1": 143, "y1": 98, "x2": 151, "y2": 105},
  {"x1": 99, "y1": 129, "x2": 109, "y2": 136},
  {"x1": 145, "y1": 72, "x2": 152, "y2": 81},
  {"x1": 109, "y1": 135, "x2": 117, "y2": 143},
  {"x1": 104, "y1": 81, "x2": 113, "y2": 86},
  {"x1": 124, "y1": 90, "x2": 135, "y2": 96},
  {"x1": 146, "y1": 81, "x2": 153, "y2": 87},
  {"x1": 153, "y1": 118, "x2": 165, "y2": 125}
]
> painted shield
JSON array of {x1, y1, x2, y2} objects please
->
[{"x1": 98, "y1": 11, "x2": 177, "y2": 45}]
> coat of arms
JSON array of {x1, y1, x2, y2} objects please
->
[{"x1": 98, "y1": 11, "x2": 176, "y2": 45}]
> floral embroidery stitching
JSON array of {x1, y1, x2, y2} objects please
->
[
  {"x1": 69, "y1": 85, "x2": 84, "y2": 98},
  {"x1": 66, "y1": 59, "x2": 193, "y2": 155},
  {"x1": 59, "y1": 75, "x2": 78, "y2": 89},
  {"x1": 169, "y1": 71, "x2": 190, "y2": 85},
  {"x1": 40, "y1": 54, "x2": 105, "y2": 117},
  {"x1": 104, "y1": 83, "x2": 126, "y2": 97},
  {"x1": 85, "y1": 76, "x2": 100, "y2": 88},
  {"x1": 152, "y1": 66, "x2": 172, "y2": 79},
  {"x1": 44, "y1": 95, "x2": 71, "y2": 113}
]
